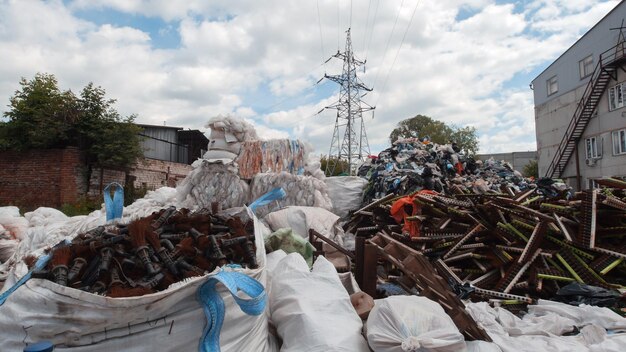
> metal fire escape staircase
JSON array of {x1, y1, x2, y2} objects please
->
[{"x1": 545, "y1": 42, "x2": 626, "y2": 179}]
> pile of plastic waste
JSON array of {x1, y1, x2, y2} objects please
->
[{"x1": 359, "y1": 137, "x2": 531, "y2": 203}]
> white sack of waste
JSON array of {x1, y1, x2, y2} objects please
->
[
  {"x1": 262, "y1": 206, "x2": 345, "y2": 244},
  {"x1": 177, "y1": 160, "x2": 249, "y2": 210},
  {"x1": 0, "y1": 210, "x2": 272, "y2": 352},
  {"x1": 269, "y1": 253, "x2": 369, "y2": 352},
  {"x1": 324, "y1": 176, "x2": 368, "y2": 218},
  {"x1": 366, "y1": 295, "x2": 467, "y2": 352},
  {"x1": 250, "y1": 172, "x2": 332, "y2": 218}
]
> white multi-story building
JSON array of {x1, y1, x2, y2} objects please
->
[{"x1": 532, "y1": 2, "x2": 626, "y2": 190}]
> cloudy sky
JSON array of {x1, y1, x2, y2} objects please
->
[{"x1": 0, "y1": 0, "x2": 620, "y2": 155}]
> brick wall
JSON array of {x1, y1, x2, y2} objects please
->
[
  {"x1": 0, "y1": 147, "x2": 87, "y2": 209},
  {"x1": 0, "y1": 149, "x2": 192, "y2": 208},
  {"x1": 88, "y1": 157, "x2": 193, "y2": 196}
]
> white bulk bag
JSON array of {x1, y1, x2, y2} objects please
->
[
  {"x1": 270, "y1": 253, "x2": 369, "y2": 352},
  {"x1": 0, "y1": 210, "x2": 271, "y2": 352},
  {"x1": 366, "y1": 295, "x2": 467, "y2": 352},
  {"x1": 324, "y1": 176, "x2": 368, "y2": 218}
]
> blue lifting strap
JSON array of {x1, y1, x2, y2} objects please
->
[
  {"x1": 197, "y1": 271, "x2": 267, "y2": 352},
  {"x1": 104, "y1": 182, "x2": 124, "y2": 221}
]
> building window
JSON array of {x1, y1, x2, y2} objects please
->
[
  {"x1": 613, "y1": 129, "x2": 626, "y2": 155},
  {"x1": 608, "y1": 82, "x2": 625, "y2": 111},
  {"x1": 547, "y1": 76, "x2": 558, "y2": 96},
  {"x1": 588, "y1": 179, "x2": 599, "y2": 189},
  {"x1": 585, "y1": 136, "x2": 601, "y2": 159},
  {"x1": 579, "y1": 55, "x2": 594, "y2": 79}
]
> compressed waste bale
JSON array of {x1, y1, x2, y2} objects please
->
[
  {"x1": 0, "y1": 207, "x2": 271, "y2": 352},
  {"x1": 250, "y1": 172, "x2": 332, "y2": 218},
  {"x1": 204, "y1": 115, "x2": 258, "y2": 160},
  {"x1": 366, "y1": 295, "x2": 467, "y2": 352},
  {"x1": 325, "y1": 176, "x2": 368, "y2": 218},
  {"x1": 177, "y1": 159, "x2": 250, "y2": 210},
  {"x1": 269, "y1": 253, "x2": 369, "y2": 352},
  {"x1": 236, "y1": 139, "x2": 308, "y2": 179}
]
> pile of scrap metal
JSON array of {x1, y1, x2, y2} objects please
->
[
  {"x1": 346, "y1": 177, "x2": 626, "y2": 319},
  {"x1": 31, "y1": 206, "x2": 257, "y2": 297},
  {"x1": 359, "y1": 137, "x2": 531, "y2": 203}
]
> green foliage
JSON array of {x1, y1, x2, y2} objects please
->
[
  {"x1": 60, "y1": 197, "x2": 102, "y2": 217},
  {"x1": 1, "y1": 73, "x2": 143, "y2": 169},
  {"x1": 522, "y1": 159, "x2": 539, "y2": 178},
  {"x1": 389, "y1": 114, "x2": 479, "y2": 155},
  {"x1": 124, "y1": 182, "x2": 148, "y2": 206},
  {"x1": 320, "y1": 155, "x2": 350, "y2": 176}
]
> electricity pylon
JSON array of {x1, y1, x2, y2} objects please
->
[{"x1": 321, "y1": 28, "x2": 374, "y2": 176}]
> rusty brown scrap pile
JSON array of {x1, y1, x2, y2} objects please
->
[
  {"x1": 348, "y1": 178, "x2": 626, "y2": 313},
  {"x1": 35, "y1": 206, "x2": 257, "y2": 298}
]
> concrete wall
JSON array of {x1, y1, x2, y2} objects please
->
[
  {"x1": 0, "y1": 147, "x2": 193, "y2": 209},
  {"x1": 535, "y1": 66, "x2": 626, "y2": 189},
  {"x1": 533, "y1": 2, "x2": 626, "y2": 189},
  {"x1": 476, "y1": 151, "x2": 537, "y2": 173},
  {"x1": 0, "y1": 147, "x2": 87, "y2": 209},
  {"x1": 532, "y1": 3, "x2": 625, "y2": 106}
]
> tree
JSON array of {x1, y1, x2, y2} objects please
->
[
  {"x1": 389, "y1": 114, "x2": 479, "y2": 155},
  {"x1": 1, "y1": 73, "x2": 143, "y2": 169},
  {"x1": 320, "y1": 155, "x2": 350, "y2": 176},
  {"x1": 522, "y1": 159, "x2": 539, "y2": 178}
]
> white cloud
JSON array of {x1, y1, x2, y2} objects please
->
[{"x1": 0, "y1": 0, "x2": 621, "y2": 156}]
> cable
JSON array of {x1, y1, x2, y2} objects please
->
[
  {"x1": 365, "y1": 0, "x2": 381, "y2": 60},
  {"x1": 375, "y1": 0, "x2": 422, "y2": 108},
  {"x1": 371, "y1": 0, "x2": 405, "y2": 89},
  {"x1": 317, "y1": 0, "x2": 326, "y2": 70},
  {"x1": 362, "y1": 0, "x2": 373, "y2": 55}
]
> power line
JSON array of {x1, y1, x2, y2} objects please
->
[
  {"x1": 337, "y1": 1, "x2": 341, "y2": 50},
  {"x1": 364, "y1": 0, "x2": 381, "y2": 61},
  {"x1": 375, "y1": 0, "x2": 421, "y2": 108},
  {"x1": 317, "y1": 0, "x2": 326, "y2": 70},
  {"x1": 371, "y1": 0, "x2": 405, "y2": 90},
  {"x1": 362, "y1": 0, "x2": 373, "y2": 55}
]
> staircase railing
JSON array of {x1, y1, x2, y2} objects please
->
[{"x1": 545, "y1": 41, "x2": 626, "y2": 178}]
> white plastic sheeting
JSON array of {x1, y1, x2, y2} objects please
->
[
  {"x1": 366, "y1": 296, "x2": 467, "y2": 352},
  {"x1": 0, "y1": 210, "x2": 272, "y2": 352},
  {"x1": 205, "y1": 115, "x2": 259, "y2": 159},
  {"x1": 0, "y1": 206, "x2": 28, "y2": 241},
  {"x1": 121, "y1": 187, "x2": 179, "y2": 222},
  {"x1": 324, "y1": 176, "x2": 368, "y2": 218},
  {"x1": 465, "y1": 300, "x2": 626, "y2": 352},
  {"x1": 250, "y1": 172, "x2": 332, "y2": 218},
  {"x1": 0, "y1": 207, "x2": 27, "y2": 264},
  {"x1": 262, "y1": 206, "x2": 345, "y2": 244},
  {"x1": 177, "y1": 159, "x2": 250, "y2": 210},
  {"x1": 269, "y1": 253, "x2": 369, "y2": 352}
]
